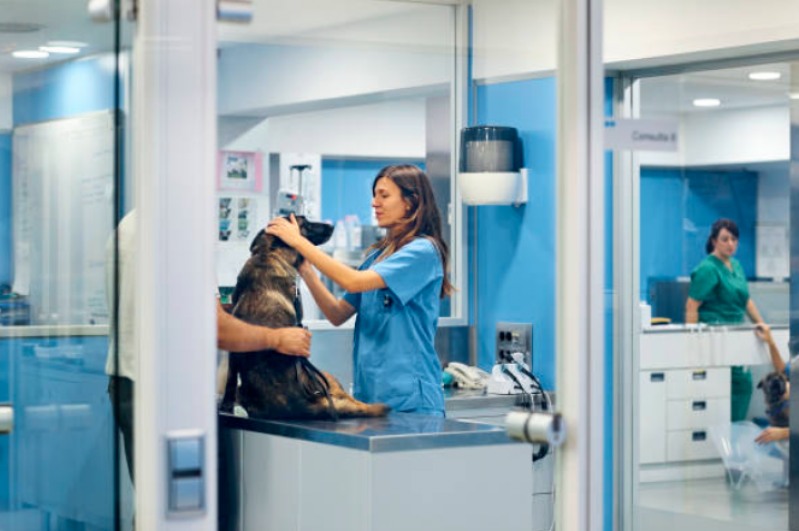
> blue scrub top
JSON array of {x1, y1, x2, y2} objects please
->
[{"x1": 344, "y1": 238, "x2": 446, "y2": 416}]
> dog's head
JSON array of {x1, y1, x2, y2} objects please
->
[
  {"x1": 758, "y1": 371, "x2": 790, "y2": 427},
  {"x1": 249, "y1": 215, "x2": 334, "y2": 266},
  {"x1": 758, "y1": 371, "x2": 789, "y2": 405}
]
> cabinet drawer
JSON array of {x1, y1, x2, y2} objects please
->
[
  {"x1": 667, "y1": 398, "x2": 730, "y2": 431},
  {"x1": 666, "y1": 368, "x2": 730, "y2": 399},
  {"x1": 666, "y1": 430, "x2": 719, "y2": 462}
]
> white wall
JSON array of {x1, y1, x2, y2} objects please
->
[
  {"x1": 0, "y1": 74, "x2": 11, "y2": 131},
  {"x1": 639, "y1": 105, "x2": 789, "y2": 167},
  {"x1": 223, "y1": 99, "x2": 426, "y2": 158},
  {"x1": 473, "y1": 0, "x2": 799, "y2": 81}
]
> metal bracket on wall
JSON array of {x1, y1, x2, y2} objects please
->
[
  {"x1": 218, "y1": 0, "x2": 254, "y2": 23},
  {"x1": 88, "y1": 0, "x2": 137, "y2": 22}
]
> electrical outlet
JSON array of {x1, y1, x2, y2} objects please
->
[{"x1": 495, "y1": 322, "x2": 533, "y2": 368}]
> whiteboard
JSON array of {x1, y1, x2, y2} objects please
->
[{"x1": 12, "y1": 111, "x2": 115, "y2": 325}]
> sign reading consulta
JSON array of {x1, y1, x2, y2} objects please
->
[{"x1": 604, "y1": 118, "x2": 679, "y2": 152}]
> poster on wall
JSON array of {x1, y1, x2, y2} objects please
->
[
  {"x1": 236, "y1": 197, "x2": 256, "y2": 241},
  {"x1": 218, "y1": 150, "x2": 263, "y2": 192},
  {"x1": 219, "y1": 196, "x2": 258, "y2": 242}
]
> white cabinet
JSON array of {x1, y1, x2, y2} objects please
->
[
  {"x1": 638, "y1": 367, "x2": 730, "y2": 466},
  {"x1": 639, "y1": 371, "x2": 667, "y2": 464}
]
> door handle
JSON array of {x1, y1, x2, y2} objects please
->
[{"x1": 0, "y1": 403, "x2": 13, "y2": 435}]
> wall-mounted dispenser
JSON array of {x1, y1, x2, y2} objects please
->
[{"x1": 458, "y1": 126, "x2": 527, "y2": 206}]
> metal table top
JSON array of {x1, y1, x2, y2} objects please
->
[{"x1": 219, "y1": 411, "x2": 519, "y2": 453}]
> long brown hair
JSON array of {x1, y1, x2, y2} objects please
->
[{"x1": 369, "y1": 165, "x2": 453, "y2": 298}]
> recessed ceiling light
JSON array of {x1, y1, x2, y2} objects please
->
[
  {"x1": 40, "y1": 46, "x2": 80, "y2": 54},
  {"x1": 12, "y1": 50, "x2": 49, "y2": 59},
  {"x1": 693, "y1": 98, "x2": 721, "y2": 108},
  {"x1": 789, "y1": 92, "x2": 799, "y2": 100},
  {"x1": 749, "y1": 71, "x2": 782, "y2": 81},
  {"x1": 47, "y1": 40, "x2": 88, "y2": 48}
]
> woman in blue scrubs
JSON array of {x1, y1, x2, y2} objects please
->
[{"x1": 267, "y1": 165, "x2": 452, "y2": 416}]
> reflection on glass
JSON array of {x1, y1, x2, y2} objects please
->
[
  {"x1": 215, "y1": 0, "x2": 456, "y2": 322},
  {"x1": 0, "y1": 0, "x2": 132, "y2": 529}
]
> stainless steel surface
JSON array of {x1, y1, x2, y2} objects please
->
[
  {"x1": 0, "y1": 325, "x2": 108, "y2": 338},
  {"x1": 219, "y1": 412, "x2": 518, "y2": 453},
  {"x1": 444, "y1": 388, "x2": 521, "y2": 411},
  {"x1": 0, "y1": 404, "x2": 13, "y2": 435}
]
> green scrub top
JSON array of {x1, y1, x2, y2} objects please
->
[{"x1": 688, "y1": 255, "x2": 749, "y2": 324}]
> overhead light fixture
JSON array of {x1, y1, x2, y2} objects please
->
[
  {"x1": 40, "y1": 46, "x2": 80, "y2": 54},
  {"x1": 749, "y1": 71, "x2": 781, "y2": 81},
  {"x1": 47, "y1": 40, "x2": 87, "y2": 48},
  {"x1": 693, "y1": 98, "x2": 721, "y2": 108},
  {"x1": 12, "y1": 50, "x2": 49, "y2": 59},
  {"x1": 789, "y1": 92, "x2": 799, "y2": 100}
]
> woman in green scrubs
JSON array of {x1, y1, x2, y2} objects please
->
[{"x1": 685, "y1": 218, "x2": 766, "y2": 422}]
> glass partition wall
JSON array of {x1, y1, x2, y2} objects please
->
[
  {"x1": 610, "y1": 24, "x2": 799, "y2": 531},
  {"x1": 0, "y1": 0, "x2": 131, "y2": 529},
  {"x1": 631, "y1": 64, "x2": 792, "y2": 531}
]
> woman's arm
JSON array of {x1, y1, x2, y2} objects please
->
[
  {"x1": 746, "y1": 299, "x2": 765, "y2": 324},
  {"x1": 685, "y1": 297, "x2": 702, "y2": 323},
  {"x1": 267, "y1": 215, "x2": 386, "y2": 293},
  {"x1": 755, "y1": 426, "x2": 789, "y2": 444},
  {"x1": 299, "y1": 262, "x2": 356, "y2": 326},
  {"x1": 754, "y1": 323, "x2": 786, "y2": 374}
]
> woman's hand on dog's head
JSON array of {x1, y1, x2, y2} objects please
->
[
  {"x1": 267, "y1": 214, "x2": 303, "y2": 248},
  {"x1": 274, "y1": 327, "x2": 312, "y2": 358}
]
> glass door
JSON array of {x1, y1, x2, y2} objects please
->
[
  {"x1": 624, "y1": 63, "x2": 793, "y2": 531},
  {"x1": 0, "y1": 0, "x2": 130, "y2": 529}
]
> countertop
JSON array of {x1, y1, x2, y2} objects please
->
[
  {"x1": 219, "y1": 411, "x2": 519, "y2": 453},
  {"x1": 0, "y1": 325, "x2": 108, "y2": 338},
  {"x1": 642, "y1": 323, "x2": 788, "y2": 334}
]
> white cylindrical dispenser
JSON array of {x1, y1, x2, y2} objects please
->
[{"x1": 458, "y1": 126, "x2": 527, "y2": 206}]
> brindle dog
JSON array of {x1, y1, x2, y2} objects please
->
[
  {"x1": 219, "y1": 216, "x2": 389, "y2": 420},
  {"x1": 758, "y1": 371, "x2": 790, "y2": 428}
]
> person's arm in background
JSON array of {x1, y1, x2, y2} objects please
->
[
  {"x1": 685, "y1": 297, "x2": 702, "y2": 323},
  {"x1": 746, "y1": 298, "x2": 765, "y2": 325},
  {"x1": 298, "y1": 261, "x2": 356, "y2": 326},
  {"x1": 216, "y1": 301, "x2": 311, "y2": 357},
  {"x1": 756, "y1": 426, "x2": 789, "y2": 444},
  {"x1": 754, "y1": 323, "x2": 786, "y2": 374}
]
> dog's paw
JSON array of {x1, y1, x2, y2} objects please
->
[{"x1": 234, "y1": 405, "x2": 249, "y2": 418}]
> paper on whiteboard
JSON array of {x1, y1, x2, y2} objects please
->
[
  {"x1": 756, "y1": 224, "x2": 789, "y2": 280},
  {"x1": 12, "y1": 242, "x2": 30, "y2": 295}
]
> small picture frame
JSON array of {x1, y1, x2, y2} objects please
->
[{"x1": 217, "y1": 150, "x2": 263, "y2": 192}]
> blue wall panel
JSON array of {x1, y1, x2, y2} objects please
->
[
  {"x1": 0, "y1": 134, "x2": 11, "y2": 286},
  {"x1": 640, "y1": 167, "x2": 758, "y2": 301},
  {"x1": 13, "y1": 55, "x2": 117, "y2": 126},
  {"x1": 475, "y1": 78, "x2": 557, "y2": 388},
  {"x1": 321, "y1": 158, "x2": 425, "y2": 225}
]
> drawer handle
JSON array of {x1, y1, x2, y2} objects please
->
[
  {"x1": 692, "y1": 401, "x2": 707, "y2": 411},
  {"x1": 692, "y1": 431, "x2": 707, "y2": 442},
  {"x1": 692, "y1": 370, "x2": 707, "y2": 381},
  {"x1": 650, "y1": 373, "x2": 665, "y2": 382}
]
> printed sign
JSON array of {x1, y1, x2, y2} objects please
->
[{"x1": 604, "y1": 118, "x2": 679, "y2": 152}]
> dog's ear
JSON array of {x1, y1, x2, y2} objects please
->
[
  {"x1": 303, "y1": 220, "x2": 334, "y2": 246},
  {"x1": 757, "y1": 380, "x2": 764, "y2": 389}
]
